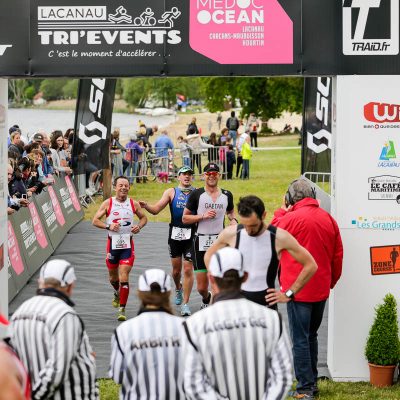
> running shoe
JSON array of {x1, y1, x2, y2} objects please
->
[
  {"x1": 181, "y1": 303, "x2": 191, "y2": 316},
  {"x1": 288, "y1": 391, "x2": 315, "y2": 399},
  {"x1": 117, "y1": 307, "x2": 126, "y2": 322},
  {"x1": 112, "y1": 292, "x2": 120, "y2": 308},
  {"x1": 200, "y1": 291, "x2": 212, "y2": 310},
  {"x1": 175, "y1": 288, "x2": 183, "y2": 305}
]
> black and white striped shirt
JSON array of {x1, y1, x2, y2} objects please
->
[
  {"x1": 183, "y1": 293, "x2": 293, "y2": 400},
  {"x1": 109, "y1": 309, "x2": 186, "y2": 399},
  {"x1": 9, "y1": 288, "x2": 98, "y2": 400}
]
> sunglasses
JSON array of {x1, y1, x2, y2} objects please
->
[{"x1": 205, "y1": 171, "x2": 219, "y2": 176}]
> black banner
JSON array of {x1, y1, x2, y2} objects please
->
[
  {"x1": 301, "y1": 77, "x2": 332, "y2": 175},
  {"x1": 72, "y1": 78, "x2": 116, "y2": 172}
]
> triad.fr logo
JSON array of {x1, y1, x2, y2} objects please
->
[{"x1": 342, "y1": 0, "x2": 399, "y2": 55}]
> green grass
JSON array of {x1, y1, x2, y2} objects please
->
[
  {"x1": 98, "y1": 378, "x2": 400, "y2": 399},
  {"x1": 84, "y1": 135, "x2": 301, "y2": 223}
]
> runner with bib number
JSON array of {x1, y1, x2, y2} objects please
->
[
  {"x1": 139, "y1": 166, "x2": 195, "y2": 316},
  {"x1": 183, "y1": 163, "x2": 237, "y2": 310}
]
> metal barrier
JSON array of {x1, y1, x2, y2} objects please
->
[{"x1": 303, "y1": 172, "x2": 331, "y2": 194}]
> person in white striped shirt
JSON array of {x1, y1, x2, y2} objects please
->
[
  {"x1": 9, "y1": 259, "x2": 98, "y2": 400},
  {"x1": 109, "y1": 269, "x2": 186, "y2": 399},
  {"x1": 183, "y1": 247, "x2": 294, "y2": 400}
]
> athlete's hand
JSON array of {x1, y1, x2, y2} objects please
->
[
  {"x1": 138, "y1": 200, "x2": 147, "y2": 209},
  {"x1": 131, "y1": 225, "x2": 141, "y2": 234},
  {"x1": 203, "y1": 210, "x2": 216, "y2": 219},
  {"x1": 265, "y1": 288, "x2": 291, "y2": 305},
  {"x1": 110, "y1": 223, "x2": 120, "y2": 232}
]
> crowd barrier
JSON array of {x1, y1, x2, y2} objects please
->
[{"x1": 7, "y1": 175, "x2": 84, "y2": 301}]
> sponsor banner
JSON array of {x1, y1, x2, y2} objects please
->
[
  {"x1": 351, "y1": 215, "x2": 400, "y2": 231},
  {"x1": 72, "y1": 78, "x2": 116, "y2": 172},
  {"x1": 33, "y1": 187, "x2": 67, "y2": 249},
  {"x1": 301, "y1": 77, "x2": 331, "y2": 175},
  {"x1": 8, "y1": 257, "x2": 19, "y2": 302},
  {"x1": 53, "y1": 176, "x2": 84, "y2": 230},
  {"x1": 368, "y1": 175, "x2": 400, "y2": 202},
  {"x1": 370, "y1": 244, "x2": 400, "y2": 275},
  {"x1": 10, "y1": 204, "x2": 53, "y2": 277}
]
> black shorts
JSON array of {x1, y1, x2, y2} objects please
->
[
  {"x1": 242, "y1": 289, "x2": 277, "y2": 310},
  {"x1": 192, "y1": 235, "x2": 207, "y2": 272},
  {"x1": 168, "y1": 238, "x2": 192, "y2": 261}
]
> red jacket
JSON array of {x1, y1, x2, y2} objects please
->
[{"x1": 271, "y1": 198, "x2": 343, "y2": 302}]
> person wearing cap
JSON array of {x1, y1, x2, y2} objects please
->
[
  {"x1": 124, "y1": 134, "x2": 144, "y2": 184},
  {"x1": 204, "y1": 195, "x2": 317, "y2": 310},
  {"x1": 109, "y1": 269, "x2": 186, "y2": 399},
  {"x1": 183, "y1": 247, "x2": 293, "y2": 399},
  {"x1": 92, "y1": 175, "x2": 147, "y2": 321},
  {"x1": 0, "y1": 314, "x2": 31, "y2": 400},
  {"x1": 32, "y1": 132, "x2": 54, "y2": 180},
  {"x1": 268, "y1": 178, "x2": 343, "y2": 400},
  {"x1": 139, "y1": 166, "x2": 195, "y2": 316},
  {"x1": 183, "y1": 162, "x2": 237, "y2": 309},
  {"x1": 9, "y1": 259, "x2": 98, "y2": 399}
]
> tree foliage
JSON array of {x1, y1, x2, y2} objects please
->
[
  {"x1": 198, "y1": 77, "x2": 303, "y2": 121},
  {"x1": 62, "y1": 79, "x2": 79, "y2": 99},
  {"x1": 365, "y1": 293, "x2": 400, "y2": 366},
  {"x1": 40, "y1": 78, "x2": 69, "y2": 100}
]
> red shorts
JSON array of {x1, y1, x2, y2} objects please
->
[{"x1": 106, "y1": 237, "x2": 135, "y2": 270}]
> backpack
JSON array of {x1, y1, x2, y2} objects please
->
[{"x1": 228, "y1": 117, "x2": 238, "y2": 130}]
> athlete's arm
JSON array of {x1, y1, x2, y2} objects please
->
[
  {"x1": 139, "y1": 188, "x2": 172, "y2": 215},
  {"x1": 131, "y1": 200, "x2": 147, "y2": 234},
  {"x1": 266, "y1": 228, "x2": 318, "y2": 305},
  {"x1": 225, "y1": 191, "x2": 237, "y2": 225},
  {"x1": 92, "y1": 200, "x2": 119, "y2": 232},
  {"x1": 182, "y1": 208, "x2": 203, "y2": 225},
  {"x1": 204, "y1": 225, "x2": 236, "y2": 268}
]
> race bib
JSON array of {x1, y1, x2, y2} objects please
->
[
  {"x1": 171, "y1": 227, "x2": 192, "y2": 241},
  {"x1": 111, "y1": 234, "x2": 131, "y2": 250},
  {"x1": 198, "y1": 235, "x2": 218, "y2": 252}
]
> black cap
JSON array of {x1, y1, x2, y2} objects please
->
[
  {"x1": 204, "y1": 163, "x2": 220, "y2": 173},
  {"x1": 33, "y1": 133, "x2": 44, "y2": 142}
]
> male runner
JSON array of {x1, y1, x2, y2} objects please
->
[
  {"x1": 139, "y1": 166, "x2": 195, "y2": 316},
  {"x1": 204, "y1": 195, "x2": 318, "y2": 308},
  {"x1": 93, "y1": 175, "x2": 147, "y2": 321},
  {"x1": 182, "y1": 163, "x2": 237, "y2": 309}
]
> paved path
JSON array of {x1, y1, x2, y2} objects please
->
[{"x1": 10, "y1": 220, "x2": 329, "y2": 378}]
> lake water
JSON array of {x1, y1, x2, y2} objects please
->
[{"x1": 8, "y1": 108, "x2": 176, "y2": 142}]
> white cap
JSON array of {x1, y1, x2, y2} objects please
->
[
  {"x1": 209, "y1": 247, "x2": 244, "y2": 278},
  {"x1": 138, "y1": 269, "x2": 171, "y2": 293},
  {"x1": 39, "y1": 259, "x2": 76, "y2": 287}
]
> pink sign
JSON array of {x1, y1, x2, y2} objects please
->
[
  {"x1": 48, "y1": 186, "x2": 66, "y2": 226},
  {"x1": 28, "y1": 203, "x2": 48, "y2": 249},
  {"x1": 65, "y1": 176, "x2": 82, "y2": 212},
  {"x1": 189, "y1": 0, "x2": 293, "y2": 64},
  {"x1": 8, "y1": 221, "x2": 24, "y2": 275}
]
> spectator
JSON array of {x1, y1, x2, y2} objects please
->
[
  {"x1": 50, "y1": 131, "x2": 72, "y2": 177},
  {"x1": 32, "y1": 132, "x2": 54, "y2": 178},
  {"x1": 177, "y1": 135, "x2": 192, "y2": 168},
  {"x1": 183, "y1": 247, "x2": 293, "y2": 399},
  {"x1": 218, "y1": 127, "x2": 229, "y2": 146},
  {"x1": 146, "y1": 124, "x2": 158, "y2": 138},
  {"x1": 110, "y1": 128, "x2": 125, "y2": 179},
  {"x1": 186, "y1": 132, "x2": 213, "y2": 174},
  {"x1": 241, "y1": 135, "x2": 252, "y2": 179},
  {"x1": 226, "y1": 144, "x2": 236, "y2": 180},
  {"x1": 0, "y1": 314, "x2": 31, "y2": 400},
  {"x1": 7, "y1": 164, "x2": 29, "y2": 215},
  {"x1": 8, "y1": 130, "x2": 23, "y2": 159},
  {"x1": 216, "y1": 111, "x2": 222, "y2": 130},
  {"x1": 247, "y1": 112, "x2": 259, "y2": 147},
  {"x1": 9, "y1": 259, "x2": 98, "y2": 399},
  {"x1": 236, "y1": 129, "x2": 249, "y2": 178},
  {"x1": 186, "y1": 117, "x2": 199, "y2": 135},
  {"x1": 226, "y1": 110, "x2": 240, "y2": 146},
  {"x1": 137, "y1": 125, "x2": 152, "y2": 151},
  {"x1": 207, "y1": 132, "x2": 218, "y2": 162},
  {"x1": 8, "y1": 163, "x2": 27, "y2": 199},
  {"x1": 109, "y1": 269, "x2": 186, "y2": 399},
  {"x1": 18, "y1": 157, "x2": 38, "y2": 197},
  {"x1": 125, "y1": 134, "x2": 144, "y2": 183},
  {"x1": 154, "y1": 129, "x2": 174, "y2": 173},
  {"x1": 268, "y1": 179, "x2": 343, "y2": 400}
]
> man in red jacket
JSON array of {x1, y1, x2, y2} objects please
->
[{"x1": 266, "y1": 178, "x2": 343, "y2": 400}]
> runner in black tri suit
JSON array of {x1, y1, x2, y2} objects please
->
[
  {"x1": 183, "y1": 163, "x2": 237, "y2": 309},
  {"x1": 139, "y1": 166, "x2": 195, "y2": 316}
]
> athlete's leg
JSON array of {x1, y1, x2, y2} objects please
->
[
  {"x1": 118, "y1": 264, "x2": 133, "y2": 308},
  {"x1": 182, "y1": 259, "x2": 194, "y2": 304},
  {"x1": 170, "y1": 257, "x2": 183, "y2": 290},
  {"x1": 196, "y1": 271, "x2": 209, "y2": 300}
]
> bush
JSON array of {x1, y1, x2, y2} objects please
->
[
  {"x1": 62, "y1": 79, "x2": 79, "y2": 99},
  {"x1": 365, "y1": 293, "x2": 400, "y2": 366},
  {"x1": 40, "y1": 78, "x2": 68, "y2": 100}
]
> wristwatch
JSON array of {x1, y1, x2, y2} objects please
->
[
  {"x1": 105, "y1": 224, "x2": 110, "y2": 230},
  {"x1": 285, "y1": 289, "x2": 295, "y2": 299}
]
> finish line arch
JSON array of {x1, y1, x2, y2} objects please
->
[{"x1": 1, "y1": 0, "x2": 400, "y2": 381}]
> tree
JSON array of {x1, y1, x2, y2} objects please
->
[
  {"x1": 8, "y1": 80, "x2": 28, "y2": 104},
  {"x1": 62, "y1": 79, "x2": 79, "y2": 99},
  {"x1": 198, "y1": 77, "x2": 304, "y2": 122},
  {"x1": 40, "y1": 78, "x2": 68, "y2": 100}
]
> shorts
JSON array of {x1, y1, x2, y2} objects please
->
[
  {"x1": 106, "y1": 237, "x2": 135, "y2": 270},
  {"x1": 168, "y1": 237, "x2": 193, "y2": 261},
  {"x1": 242, "y1": 289, "x2": 277, "y2": 311},
  {"x1": 192, "y1": 235, "x2": 207, "y2": 272}
]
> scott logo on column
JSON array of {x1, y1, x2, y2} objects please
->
[
  {"x1": 343, "y1": 0, "x2": 399, "y2": 55},
  {"x1": 79, "y1": 78, "x2": 107, "y2": 144},
  {"x1": 189, "y1": 0, "x2": 292, "y2": 64}
]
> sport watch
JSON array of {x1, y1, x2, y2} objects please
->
[
  {"x1": 285, "y1": 289, "x2": 295, "y2": 299},
  {"x1": 105, "y1": 224, "x2": 110, "y2": 230}
]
